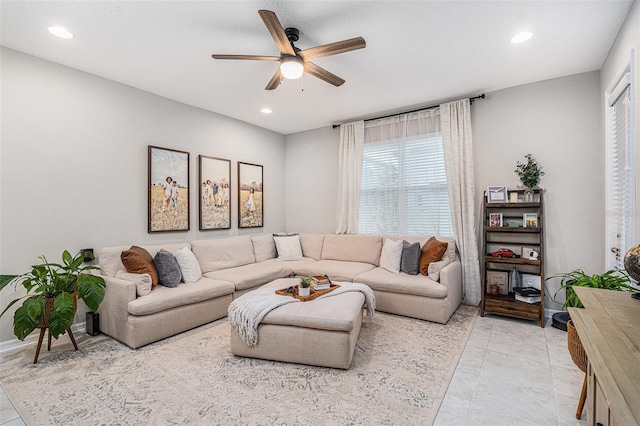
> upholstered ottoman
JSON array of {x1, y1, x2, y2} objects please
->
[{"x1": 230, "y1": 278, "x2": 366, "y2": 369}]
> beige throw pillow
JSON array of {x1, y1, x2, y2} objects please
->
[
  {"x1": 380, "y1": 239, "x2": 404, "y2": 273},
  {"x1": 116, "y1": 271, "x2": 152, "y2": 297}
]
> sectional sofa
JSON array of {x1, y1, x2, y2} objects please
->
[{"x1": 97, "y1": 233, "x2": 462, "y2": 349}]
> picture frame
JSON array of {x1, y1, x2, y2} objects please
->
[
  {"x1": 486, "y1": 270, "x2": 508, "y2": 295},
  {"x1": 489, "y1": 213, "x2": 503, "y2": 227},
  {"x1": 521, "y1": 274, "x2": 542, "y2": 290},
  {"x1": 198, "y1": 155, "x2": 231, "y2": 230},
  {"x1": 148, "y1": 146, "x2": 190, "y2": 233},
  {"x1": 523, "y1": 213, "x2": 538, "y2": 228},
  {"x1": 238, "y1": 162, "x2": 263, "y2": 228},
  {"x1": 521, "y1": 246, "x2": 537, "y2": 259},
  {"x1": 487, "y1": 186, "x2": 508, "y2": 203}
]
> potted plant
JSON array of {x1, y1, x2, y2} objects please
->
[
  {"x1": 298, "y1": 276, "x2": 312, "y2": 297},
  {"x1": 0, "y1": 250, "x2": 106, "y2": 341},
  {"x1": 514, "y1": 154, "x2": 544, "y2": 201}
]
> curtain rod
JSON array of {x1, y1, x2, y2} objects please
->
[{"x1": 331, "y1": 94, "x2": 485, "y2": 129}]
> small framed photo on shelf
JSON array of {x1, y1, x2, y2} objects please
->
[
  {"x1": 487, "y1": 270, "x2": 508, "y2": 295},
  {"x1": 487, "y1": 186, "x2": 508, "y2": 203},
  {"x1": 523, "y1": 213, "x2": 538, "y2": 228},
  {"x1": 521, "y1": 246, "x2": 537, "y2": 259},
  {"x1": 489, "y1": 213, "x2": 503, "y2": 227}
]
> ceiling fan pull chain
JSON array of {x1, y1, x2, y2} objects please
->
[{"x1": 301, "y1": 74, "x2": 304, "y2": 92}]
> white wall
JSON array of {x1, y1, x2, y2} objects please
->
[
  {"x1": 600, "y1": 1, "x2": 640, "y2": 247},
  {"x1": 285, "y1": 72, "x2": 603, "y2": 311},
  {"x1": 473, "y1": 72, "x2": 603, "y2": 311},
  {"x1": 0, "y1": 48, "x2": 285, "y2": 343},
  {"x1": 284, "y1": 126, "x2": 340, "y2": 233}
]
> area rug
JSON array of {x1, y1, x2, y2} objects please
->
[{"x1": 0, "y1": 305, "x2": 477, "y2": 425}]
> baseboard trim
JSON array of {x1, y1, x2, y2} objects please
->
[
  {"x1": 0, "y1": 323, "x2": 85, "y2": 353},
  {"x1": 544, "y1": 307, "x2": 563, "y2": 319}
]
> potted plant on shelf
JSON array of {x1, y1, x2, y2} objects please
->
[
  {"x1": 298, "y1": 276, "x2": 313, "y2": 297},
  {"x1": 0, "y1": 250, "x2": 106, "y2": 341},
  {"x1": 514, "y1": 154, "x2": 544, "y2": 202}
]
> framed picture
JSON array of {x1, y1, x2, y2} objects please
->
[
  {"x1": 489, "y1": 213, "x2": 503, "y2": 227},
  {"x1": 198, "y1": 155, "x2": 231, "y2": 230},
  {"x1": 487, "y1": 186, "x2": 508, "y2": 203},
  {"x1": 521, "y1": 274, "x2": 542, "y2": 290},
  {"x1": 148, "y1": 146, "x2": 190, "y2": 233},
  {"x1": 486, "y1": 270, "x2": 508, "y2": 294},
  {"x1": 521, "y1": 246, "x2": 537, "y2": 259},
  {"x1": 238, "y1": 162, "x2": 263, "y2": 228},
  {"x1": 523, "y1": 213, "x2": 538, "y2": 228}
]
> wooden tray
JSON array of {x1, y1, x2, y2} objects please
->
[{"x1": 276, "y1": 284, "x2": 340, "y2": 302}]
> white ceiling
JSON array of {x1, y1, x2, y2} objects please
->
[{"x1": 0, "y1": 1, "x2": 633, "y2": 135}]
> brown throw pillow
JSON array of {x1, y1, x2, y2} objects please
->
[
  {"x1": 121, "y1": 246, "x2": 159, "y2": 289},
  {"x1": 419, "y1": 237, "x2": 448, "y2": 276}
]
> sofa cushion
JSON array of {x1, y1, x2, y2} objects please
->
[
  {"x1": 294, "y1": 260, "x2": 376, "y2": 282},
  {"x1": 175, "y1": 246, "x2": 202, "y2": 284},
  {"x1": 121, "y1": 246, "x2": 159, "y2": 289},
  {"x1": 127, "y1": 277, "x2": 235, "y2": 316},
  {"x1": 99, "y1": 243, "x2": 190, "y2": 278},
  {"x1": 322, "y1": 234, "x2": 383, "y2": 266},
  {"x1": 258, "y1": 279, "x2": 365, "y2": 332},
  {"x1": 192, "y1": 236, "x2": 255, "y2": 273},
  {"x1": 354, "y1": 267, "x2": 448, "y2": 298},
  {"x1": 380, "y1": 239, "x2": 403, "y2": 273},
  {"x1": 419, "y1": 237, "x2": 448, "y2": 276},
  {"x1": 273, "y1": 234, "x2": 303, "y2": 261},
  {"x1": 251, "y1": 234, "x2": 276, "y2": 262},
  {"x1": 299, "y1": 233, "x2": 325, "y2": 260},
  {"x1": 154, "y1": 249, "x2": 182, "y2": 288},
  {"x1": 203, "y1": 262, "x2": 293, "y2": 291},
  {"x1": 400, "y1": 241, "x2": 421, "y2": 275},
  {"x1": 116, "y1": 271, "x2": 152, "y2": 297},
  {"x1": 260, "y1": 257, "x2": 316, "y2": 273}
]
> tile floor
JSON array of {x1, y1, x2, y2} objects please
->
[{"x1": 0, "y1": 313, "x2": 585, "y2": 425}]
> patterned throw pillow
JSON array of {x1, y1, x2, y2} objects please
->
[
  {"x1": 153, "y1": 249, "x2": 182, "y2": 288},
  {"x1": 273, "y1": 233, "x2": 303, "y2": 261},
  {"x1": 121, "y1": 246, "x2": 159, "y2": 289},
  {"x1": 400, "y1": 241, "x2": 421, "y2": 275}
]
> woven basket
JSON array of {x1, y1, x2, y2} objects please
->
[{"x1": 567, "y1": 319, "x2": 588, "y2": 373}]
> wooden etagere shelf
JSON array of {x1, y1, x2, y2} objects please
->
[{"x1": 480, "y1": 188, "x2": 545, "y2": 327}]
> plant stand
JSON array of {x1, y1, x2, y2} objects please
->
[{"x1": 33, "y1": 325, "x2": 78, "y2": 364}]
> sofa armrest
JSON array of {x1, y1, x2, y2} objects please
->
[
  {"x1": 97, "y1": 275, "x2": 136, "y2": 341},
  {"x1": 439, "y1": 259, "x2": 463, "y2": 307}
]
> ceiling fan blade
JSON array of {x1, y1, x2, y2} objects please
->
[
  {"x1": 265, "y1": 69, "x2": 283, "y2": 90},
  {"x1": 299, "y1": 37, "x2": 366, "y2": 61},
  {"x1": 304, "y1": 62, "x2": 345, "y2": 87},
  {"x1": 258, "y1": 10, "x2": 295, "y2": 56},
  {"x1": 211, "y1": 54, "x2": 280, "y2": 61}
]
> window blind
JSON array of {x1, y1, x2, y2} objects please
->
[
  {"x1": 359, "y1": 135, "x2": 453, "y2": 236},
  {"x1": 606, "y1": 72, "x2": 635, "y2": 269}
]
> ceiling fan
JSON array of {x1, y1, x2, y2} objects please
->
[{"x1": 211, "y1": 10, "x2": 366, "y2": 90}]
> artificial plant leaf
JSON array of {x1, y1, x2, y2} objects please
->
[
  {"x1": 62, "y1": 250, "x2": 73, "y2": 267},
  {"x1": 24, "y1": 296, "x2": 45, "y2": 322},
  {"x1": 48, "y1": 293, "x2": 75, "y2": 339},
  {"x1": 13, "y1": 303, "x2": 41, "y2": 340},
  {"x1": 77, "y1": 274, "x2": 106, "y2": 312}
]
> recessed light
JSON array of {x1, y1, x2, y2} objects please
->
[
  {"x1": 261, "y1": 108, "x2": 272, "y2": 114},
  {"x1": 511, "y1": 31, "x2": 533, "y2": 44},
  {"x1": 48, "y1": 26, "x2": 74, "y2": 39}
]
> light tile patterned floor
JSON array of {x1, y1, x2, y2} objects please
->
[
  {"x1": 0, "y1": 314, "x2": 586, "y2": 425},
  {"x1": 434, "y1": 314, "x2": 587, "y2": 426}
]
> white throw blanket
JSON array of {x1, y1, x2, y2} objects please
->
[{"x1": 228, "y1": 283, "x2": 376, "y2": 346}]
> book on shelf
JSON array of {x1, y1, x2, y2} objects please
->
[
  {"x1": 513, "y1": 286, "x2": 541, "y2": 297},
  {"x1": 515, "y1": 293, "x2": 541, "y2": 304}
]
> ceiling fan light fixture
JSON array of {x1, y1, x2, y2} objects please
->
[{"x1": 280, "y1": 56, "x2": 304, "y2": 80}]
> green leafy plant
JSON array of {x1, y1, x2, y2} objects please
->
[
  {"x1": 514, "y1": 154, "x2": 545, "y2": 188},
  {"x1": 299, "y1": 276, "x2": 313, "y2": 289},
  {"x1": 0, "y1": 250, "x2": 106, "y2": 340},
  {"x1": 547, "y1": 268, "x2": 637, "y2": 309}
]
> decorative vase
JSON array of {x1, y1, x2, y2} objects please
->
[
  {"x1": 524, "y1": 188, "x2": 534, "y2": 202},
  {"x1": 509, "y1": 267, "x2": 521, "y2": 293},
  {"x1": 298, "y1": 287, "x2": 310, "y2": 297}
]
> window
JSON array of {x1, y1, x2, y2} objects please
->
[
  {"x1": 605, "y1": 71, "x2": 635, "y2": 270},
  {"x1": 358, "y1": 134, "x2": 453, "y2": 236}
]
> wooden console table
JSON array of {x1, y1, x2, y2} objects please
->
[{"x1": 568, "y1": 287, "x2": 640, "y2": 425}]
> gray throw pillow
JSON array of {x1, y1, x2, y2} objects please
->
[
  {"x1": 400, "y1": 241, "x2": 421, "y2": 275},
  {"x1": 153, "y1": 249, "x2": 182, "y2": 288}
]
